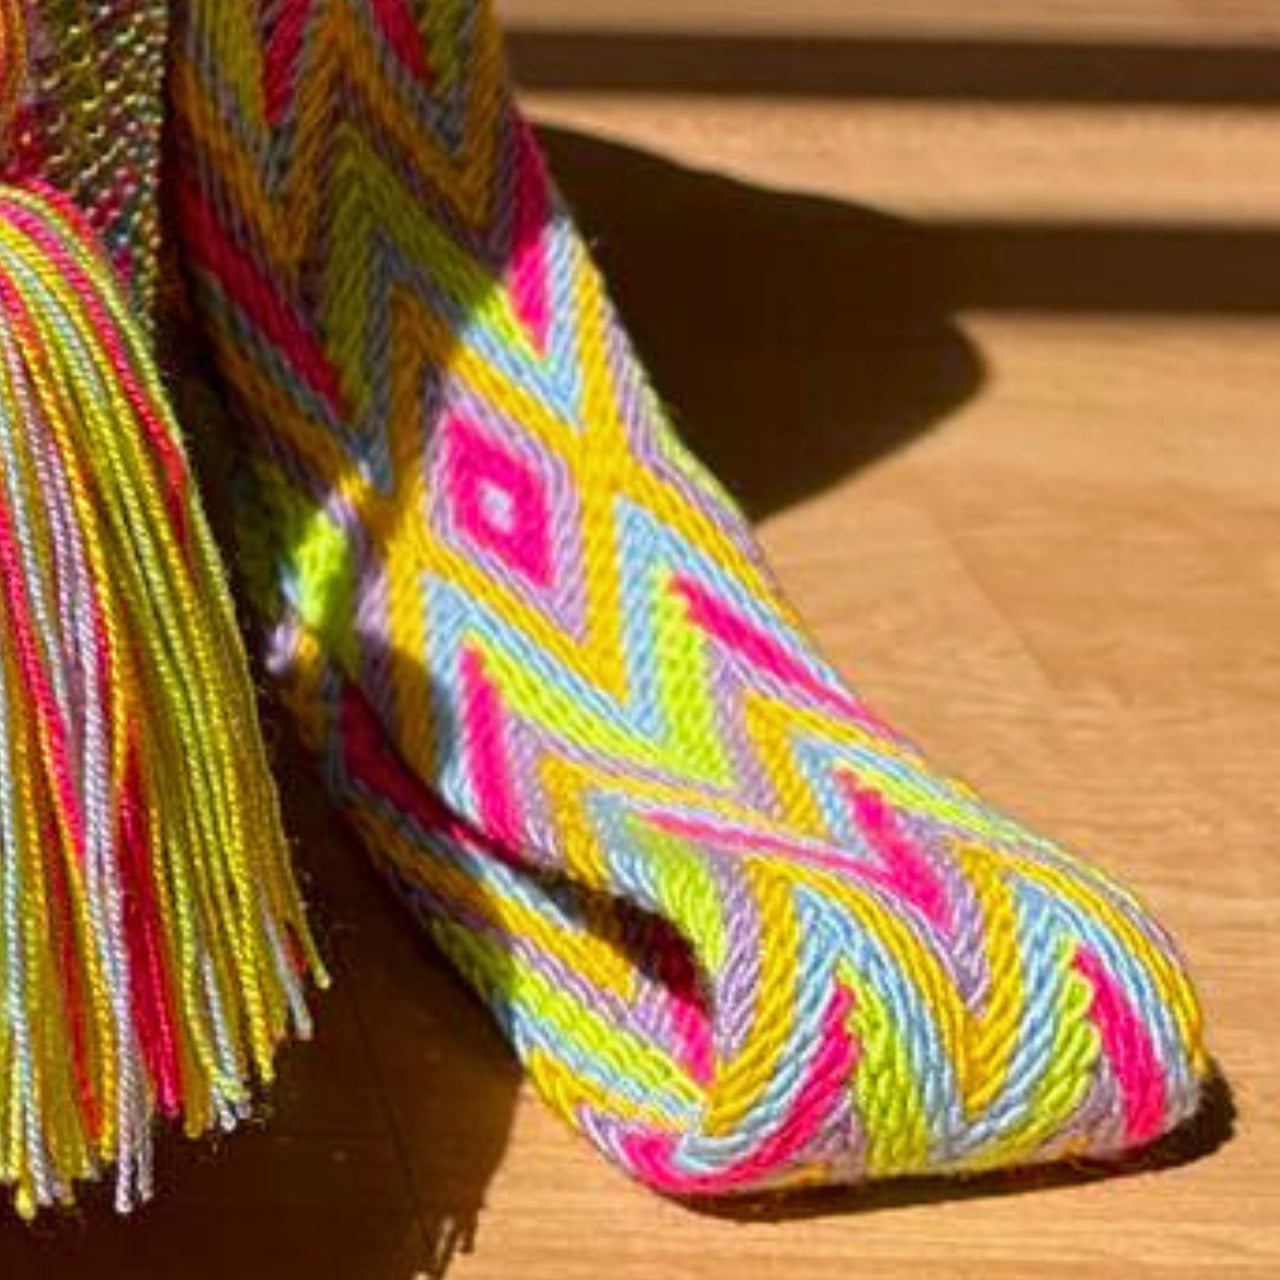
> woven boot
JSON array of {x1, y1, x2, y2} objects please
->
[{"x1": 169, "y1": 0, "x2": 1207, "y2": 1195}]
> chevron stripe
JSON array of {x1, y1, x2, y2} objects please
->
[{"x1": 171, "y1": 0, "x2": 1207, "y2": 1196}]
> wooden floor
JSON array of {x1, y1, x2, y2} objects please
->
[{"x1": 4, "y1": 2, "x2": 1278, "y2": 1275}]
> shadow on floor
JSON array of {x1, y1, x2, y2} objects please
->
[
  {"x1": 511, "y1": 29, "x2": 1280, "y2": 106},
  {"x1": 278, "y1": 727, "x2": 524, "y2": 1279}
]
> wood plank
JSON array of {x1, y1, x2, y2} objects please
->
[{"x1": 0, "y1": 2, "x2": 1273, "y2": 1274}]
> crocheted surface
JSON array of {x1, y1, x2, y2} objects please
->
[
  {"x1": 5, "y1": 0, "x2": 168, "y2": 311},
  {"x1": 171, "y1": 0, "x2": 1208, "y2": 1194}
]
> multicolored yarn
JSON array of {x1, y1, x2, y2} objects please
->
[
  {"x1": 0, "y1": 4, "x2": 323, "y2": 1217},
  {"x1": 171, "y1": 0, "x2": 1208, "y2": 1195}
]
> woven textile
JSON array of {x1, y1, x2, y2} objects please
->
[{"x1": 170, "y1": 0, "x2": 1207, "y2": 1194}]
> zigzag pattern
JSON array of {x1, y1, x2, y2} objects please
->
[{"x1": 170, "y1": 0, "x2": 1208, "y2": 1194}]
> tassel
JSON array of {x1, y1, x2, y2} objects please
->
[{"x1": 0, "y1": 180, "x2": 325, "y2": 1218}]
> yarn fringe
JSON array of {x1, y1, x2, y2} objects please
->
[{"x1": 0, "y1": 180, "x2": 325, "y2": 1218}]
